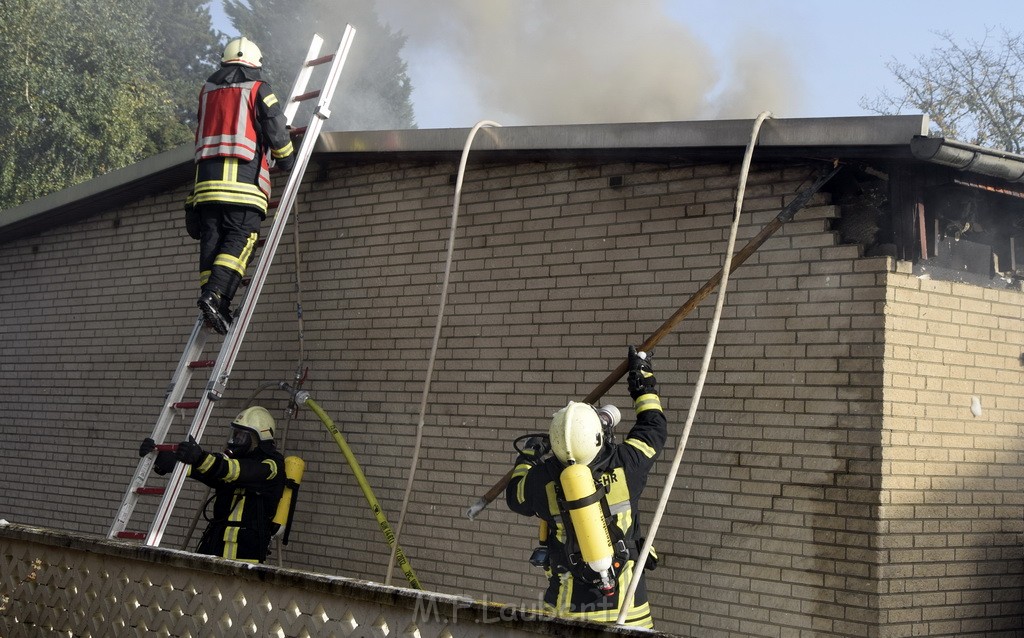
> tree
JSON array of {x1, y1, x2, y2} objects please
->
[
  {"x1": 0, "y1": 0, "x2": 222, "y2": 210},
  {"x1": 223, "y1": 0, "x2": 416, "y2": 131},
  {"x1": 146, "y1": 0, "x2": 225, "y2": 127},
  {"x1": 861, "y1": 29, "x2": 1024, "y2": 153}
]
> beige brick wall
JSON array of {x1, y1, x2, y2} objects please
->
[
  {"x1": 880, "y1": 267, "x2": 1024, "y2": 637},
  {"x1": 2, "y1": 155, "x2": 1021, "y2": 636}
]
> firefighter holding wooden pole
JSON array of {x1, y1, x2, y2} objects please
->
[{"x1": 505, "y1": 346, "x2": 667, "y2": 629}]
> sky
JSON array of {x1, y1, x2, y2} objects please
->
[{"x1": 214, "y1": 0, "x2": 1024, "y2": 130}]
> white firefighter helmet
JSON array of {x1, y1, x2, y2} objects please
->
[
  {"x1": 232, "y1": 406, "x2": 276, "y2": 442},
  {"x1": 222, "y1": 36, "x2": 263, "y2": 68},
  {"x1": 549, "y1": 401, "x2": 605, "y2": 465}
]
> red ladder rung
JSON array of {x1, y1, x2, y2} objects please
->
[
  {"x1": 189, "y1": 360, "x2": 215, "y2": 369},
  {"x1": 172, "y1": 401, "x2": 199, "y2": 410},
  {"x1": 116, "y1": 531, "x2": 146, "y2": 540},
  {"x1": 290, "y1": 126, "x2": 307, "y2": 138},
  {"x1": 307, "y1": 53, "x2": 335, "y2": 67},
  {"x1": 294, "y1": 89, "x2": 321, "y2": 103},
  {"x1": 155, "y1": 444, "x2": 178, "y2": 452},
  {"x1": 135, "y1": 487, "x2": 165, "y2": 496}
]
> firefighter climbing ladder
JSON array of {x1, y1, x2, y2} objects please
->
[{"x1": 107, "y1": 27, "x2": 356, "y2": 546}]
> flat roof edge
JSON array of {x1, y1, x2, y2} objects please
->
[
  {"x1": 316, "y1": 115, "x2": 931, "y2": 155},
  {"x1": 1, "y1": 115, "x2": 931, "y2": 244},
  {"x1": 0, "y1": 145, "x2": 193, "y2": 241}
]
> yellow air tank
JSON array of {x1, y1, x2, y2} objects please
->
[
  {"x1": 560, "y1": 462, "x2": 615, "y2": 594},
  {"x1": 273, "y1": 456, "x2": 305, "y2": 531}
]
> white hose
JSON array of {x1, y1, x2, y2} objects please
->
[
  {"x1": 616, "y1": 111, "x2": 772, "y2": 624},
  {"x1": 385, "y1": 120, "x2": 502, "y2": 586}
]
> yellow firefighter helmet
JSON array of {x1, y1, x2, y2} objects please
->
[{"x1": 222, "y1": 36, "x2": 263, "y2": 68}]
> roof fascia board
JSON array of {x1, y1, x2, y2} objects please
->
[{"x1": 315, "y1": 115, "x2": 931, "y2": 155}]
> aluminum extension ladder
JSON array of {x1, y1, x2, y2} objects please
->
[{"x1": 108, "y1": 27, "x2": 356, "y2": 546}]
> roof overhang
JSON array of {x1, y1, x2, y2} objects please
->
[
  {"x1": 315, "y1": 114, "x2": 931, "y2": 164},
  {"x1": 0, "y1": 115, "x2": 934, "y2": 245},
  {"x1": 2, "y1": 145, "x2": 194, "y2": 245}
]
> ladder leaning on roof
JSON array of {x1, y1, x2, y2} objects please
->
[{"x1": 107, "y1": 26, "x2": 356, "y2": 546}]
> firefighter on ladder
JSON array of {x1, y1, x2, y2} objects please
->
[
  {"x1": 139, "y1": 406, "x2": 286, "y2": 563},
  {"x1": 505, "y1": 346, "x2": 667, "y2": 628},
  {"x1": 185, "y1": 36, "x2": 295, "y2": 334}
]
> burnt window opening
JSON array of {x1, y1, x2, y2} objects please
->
[
  {"x1": 920, "y1": 180, "x2": 1024, "y2": 282},
  {"x1": 831, "y1": 164, "x2": 1024, "y2": 286},
  {"x1": 833, "y1": 166, "x2": 896, "y2": 258}
]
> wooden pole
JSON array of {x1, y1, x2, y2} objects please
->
[{"x1": 466, "y1": 165, "x2": 841, "y2": 518}]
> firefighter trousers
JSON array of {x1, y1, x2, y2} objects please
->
[{"x1": 198, "y1": 203, "x2": 263, "y2": 302}]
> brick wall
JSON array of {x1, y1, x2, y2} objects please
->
[
  {"x1": 879, "y1": 267, "x2": 1024, "y2": 637},
  {"x1": 2, "y1": 155, "x2": 1021, "y2": 636}
]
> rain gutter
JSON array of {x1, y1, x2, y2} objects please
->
[{"x1": 910, "y1": 135, "x2": 1024, "y2": 183}]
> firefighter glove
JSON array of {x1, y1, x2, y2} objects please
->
[
  {"x1": 152, "y1": 452, "x2": 177, "y2": 476},
  {"x1": 139, "y1": 437, "x2": 156, "y2": 457},
  {"x1": 627, "y1": 345, "x2": 657, "y2": 399},
  {"x1": 175, "y1": 435, "x2": 206, "y2": 465},
  {"x1": 276, "y1": 154, "x2": 295, "y2": 172}
]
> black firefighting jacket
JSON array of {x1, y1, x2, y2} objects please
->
[{"x1": 190, "y1": 443, "x2": 286, "y2": 563}]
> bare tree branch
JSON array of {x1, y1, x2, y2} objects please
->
[{"x1": 861, "y1": 28, "x2": 1024, "y2": 153}]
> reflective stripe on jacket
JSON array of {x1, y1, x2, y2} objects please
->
[{"x1": 189, "y1": 157, "x2": 273, "y2": 214}]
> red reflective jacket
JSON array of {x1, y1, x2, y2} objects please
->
[{"x1": 195, "y1": 80, "x2": 262, "y2": 161}]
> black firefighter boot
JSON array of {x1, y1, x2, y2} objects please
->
[
  {"x1": 198, "y1": 288, "x2": 231, "y2": 335},
  {"x1": 219, "y1": 272, "x2": 243, "y2": 325}
]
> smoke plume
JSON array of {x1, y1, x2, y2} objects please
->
[{"x1": 376, "y1": 0, "x2": 803, "y2": 127}]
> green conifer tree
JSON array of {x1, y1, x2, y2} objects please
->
[{"x1": 223, "y1": 0, "x2": 416, "y2": 131}]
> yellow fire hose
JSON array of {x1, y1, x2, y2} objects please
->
[{"x1": 290, "y1": 388, "x2": 422, "y2": 589}]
